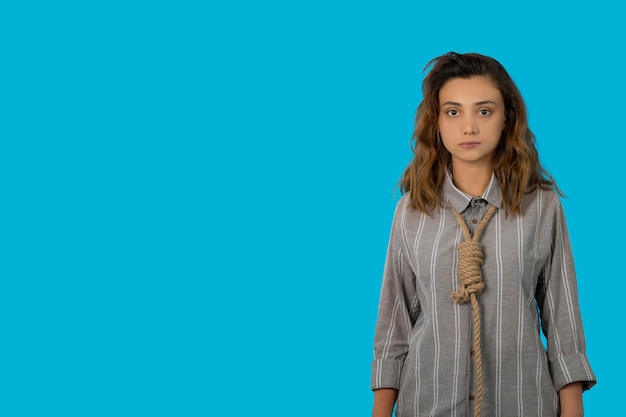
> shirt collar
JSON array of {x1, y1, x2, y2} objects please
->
[{"x1": 444, "y1": 171, "x2": 503, "y2": 213}]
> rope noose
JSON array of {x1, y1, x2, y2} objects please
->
[{"x1": 450, "y1": 204, "x2": 497, "y2": 417}]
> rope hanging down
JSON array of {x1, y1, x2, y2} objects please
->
[{"x1": 450, "y1": 204, "x2": 497, "y2": 417}]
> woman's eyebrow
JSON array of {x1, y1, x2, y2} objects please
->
[{"x1": 441, "y1": 100, "x2": 498, "y2": 106}]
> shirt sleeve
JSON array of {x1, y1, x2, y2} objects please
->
[
  {"x1": 536, "y1": 200, "x2": 597, "y2": 392},
  {"x1": 371, "y1": 199, "x2": 420, "y2": 391}
]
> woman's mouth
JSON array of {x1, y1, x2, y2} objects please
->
[{"x1": 460, "y1": 141, "x2": 480, "y2": 149}]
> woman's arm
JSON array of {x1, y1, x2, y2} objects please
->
[
  {"x1": 535, "y1": 200, "x2": 596, "y2": 392},
  {"x1": 371, "y1": 199, "x2": 419, "y2": 393},
  {"x1": 559, "y1": 382, "x2": 583, "y2": 417},
  {"x1": 372, "y1": 388, "x2": 398, "y2": 417}
]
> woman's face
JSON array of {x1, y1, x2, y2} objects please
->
[{"x1": 438, "y1": 75, "x2": 506, "y2": 169}]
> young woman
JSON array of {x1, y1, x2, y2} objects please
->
[{"x1": 371, "y1": 52, "x2": 596, "y2": 417}]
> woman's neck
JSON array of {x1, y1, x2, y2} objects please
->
[{"x1": 451, "y1": 162, "x2": 493, "y2": 197}]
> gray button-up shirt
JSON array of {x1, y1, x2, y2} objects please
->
[{"x1": 371, "y1": 174, "x2": 596, "y2": 417}]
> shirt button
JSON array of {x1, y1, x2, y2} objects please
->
[
  {"x1": 472, "y1": 219, "x2": 478, "y2": 224},
  {"x1": 469, "y1": 395, "x2": 475, "y2": 401}
]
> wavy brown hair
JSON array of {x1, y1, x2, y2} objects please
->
[{"x1": 400, "y1": 52, "x2": 562, "y2": 215}]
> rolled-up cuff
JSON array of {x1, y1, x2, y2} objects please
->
[
  {"x1": 371, "y1": 358, "x2": 405, "y2": 391},
  {"x1": 548, "y1": 352, "x2": 597, "y2": 392}
]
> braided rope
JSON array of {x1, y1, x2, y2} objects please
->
[{"x1": 450, "y1": 204, "x2": 497, "y2": 417}]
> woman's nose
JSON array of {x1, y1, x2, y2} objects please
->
[{"x1": 463, "y1": 116, "x2": 479, "y2": 135}]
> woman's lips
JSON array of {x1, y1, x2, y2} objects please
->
[{"x1": 460, "y1": 141, "x2": 480, "y2": 149}]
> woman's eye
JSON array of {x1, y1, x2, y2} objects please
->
[
  {"x1": 479, "y1": 109, "x2": 491, "y2": 116},
  {"x1": 446, "y1": 109, "x2": 458, "y2": 116}
]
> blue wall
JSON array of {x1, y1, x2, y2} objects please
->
[{"x1": 2, "y1": 1, "x2": 619, "y2": 415}]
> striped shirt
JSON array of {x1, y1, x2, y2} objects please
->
[{"x1": 371, "y1": 174, "x2": 596, "y2": 417}]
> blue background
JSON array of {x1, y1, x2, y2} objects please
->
[{"x1": 1, "y1": 1, "x2": 621, "y2": 415}]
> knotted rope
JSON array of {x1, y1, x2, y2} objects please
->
[{"x1": 450, "y1": 204, "x2": 497, "y2": 417}]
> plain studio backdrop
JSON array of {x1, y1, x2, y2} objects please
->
[{"x1": 0, "y1": 1, "x2": 621, "y2": 416}]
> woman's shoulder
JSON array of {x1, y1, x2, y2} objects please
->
[
  {"x1": 394, "y1": 192, "x2": 430, "y2": 214},
  {"x1": 522, "y1": 185, "x2": 563, "y2": 213},
  {"x1": 391, "y1": 192, "x2": 425, "y2": 221}
]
